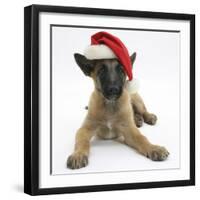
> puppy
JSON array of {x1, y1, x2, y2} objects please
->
[{"x1": 67, "y1": 52, "x2": 169, "y2": 169}]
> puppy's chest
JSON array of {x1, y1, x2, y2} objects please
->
[
  {"x1": 102, "y1": 115, "x2": 119, "y2": 131},
  {"x1": 98, "y1": 119, "x2": 118, "y2": 140},
  {"x1": 94, "y1": 100, "x2": 127, "y2": 130},
  {"x1": 106, "y1": 121, "x2": 113, "y2": 130},
  {"x1": 101, "y1": 106, "x2": 122, "y2": 130}
]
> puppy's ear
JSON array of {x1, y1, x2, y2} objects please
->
[
  {"x1": 74, "y1": 53, "x2": 94, "y2": 76},
  {"x1": 130, "y1": 52, "x2": 136, "y2": 67}
]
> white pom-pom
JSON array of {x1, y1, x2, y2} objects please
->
[{"x1": 126, "y1": 79, "x2": 139, "y2": 94}]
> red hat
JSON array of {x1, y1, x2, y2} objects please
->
[{"x1": 84, "y1": 31, "x2": 133, "y2": 80}]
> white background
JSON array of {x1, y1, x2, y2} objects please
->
[
  {"x1": 0, "y1": 0, "x2": 199, "y2": 199},
  {"x1": 52, "y1": 27, "x2": 180, "y2": 175}
]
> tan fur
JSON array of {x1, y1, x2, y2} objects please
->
[
  {"x1": 131, "y1": 93, "x2": 158, "y2": 126},
  {"x1": 67, "y1": 59, "x2": 169, "y2": 169},
  {"x1": 67, "y1": 88, "x2": 169, "y2": 169}
]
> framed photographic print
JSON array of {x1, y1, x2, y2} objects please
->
[{"x1": 24, "y1": 4, "x2": 195, "y2": 195}]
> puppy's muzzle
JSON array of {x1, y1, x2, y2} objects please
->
[{"x1": 104, "y1": 85, "x2": 122, "y2": 100}]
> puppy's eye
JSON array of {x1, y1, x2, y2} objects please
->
[
  {"x1": 98, "y1": 64, "x2": 107, "y2": 75},
  {"x1": 116, "y1": 65, "x2": 124, "y2": 74}
]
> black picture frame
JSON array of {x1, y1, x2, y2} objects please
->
[{"x1": 24, "y1": 4, "x2": 195, "y2": 196}]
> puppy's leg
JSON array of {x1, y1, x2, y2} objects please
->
[
  {"x1": 67, "y1": 126, "x2": 93, "y2": 169},
  {"x1": 134, "y1": 111, "x2": 144, "y2": 128},
  {"x1": 131, "y1": 93, "x2": 157, "y2": 125},
  {"x1": 117, "y1": 124, "x2": 169, "y2": 161}
]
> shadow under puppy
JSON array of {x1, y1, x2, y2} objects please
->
[{"x1": 67, "y1": 32, "x2": 169, "y2": 169}]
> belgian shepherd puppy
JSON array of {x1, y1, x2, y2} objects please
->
[{"x1": 67, "y1": 52, "x2": 169, "y2": 169}]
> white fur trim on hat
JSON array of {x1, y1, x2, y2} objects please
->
[
  {"x1": 125, "y1": 79, "x2": 139, "y2": 94},
  {"x1": 84, "y1": 44, "x2": 117, "y2": 60}
]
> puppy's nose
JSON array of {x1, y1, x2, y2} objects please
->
[{"x1": 108, "y1": 86, "x2": 120, "y2": 95}]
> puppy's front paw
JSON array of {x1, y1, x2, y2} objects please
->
[
  {"x1": 146, "y1": 145, "x2": 169, "y2": 161},
  {"x1": 144, "y1": 113, "x2": 157, "y2": 125},
  {"x1": 67, "y1": 152, "x2": 88, "y2": 169}
]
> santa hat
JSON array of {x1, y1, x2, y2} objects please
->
[{"x1": 84, "y1": 31, "x2": 139, "y2": 94}]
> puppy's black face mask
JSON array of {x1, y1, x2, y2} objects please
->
[
  {"x1": 74, "y1": 53, "x2": 136, "y2": 101},
  {"x1": 95, "y1": 60, "x2": 126, "y2": 100}
]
